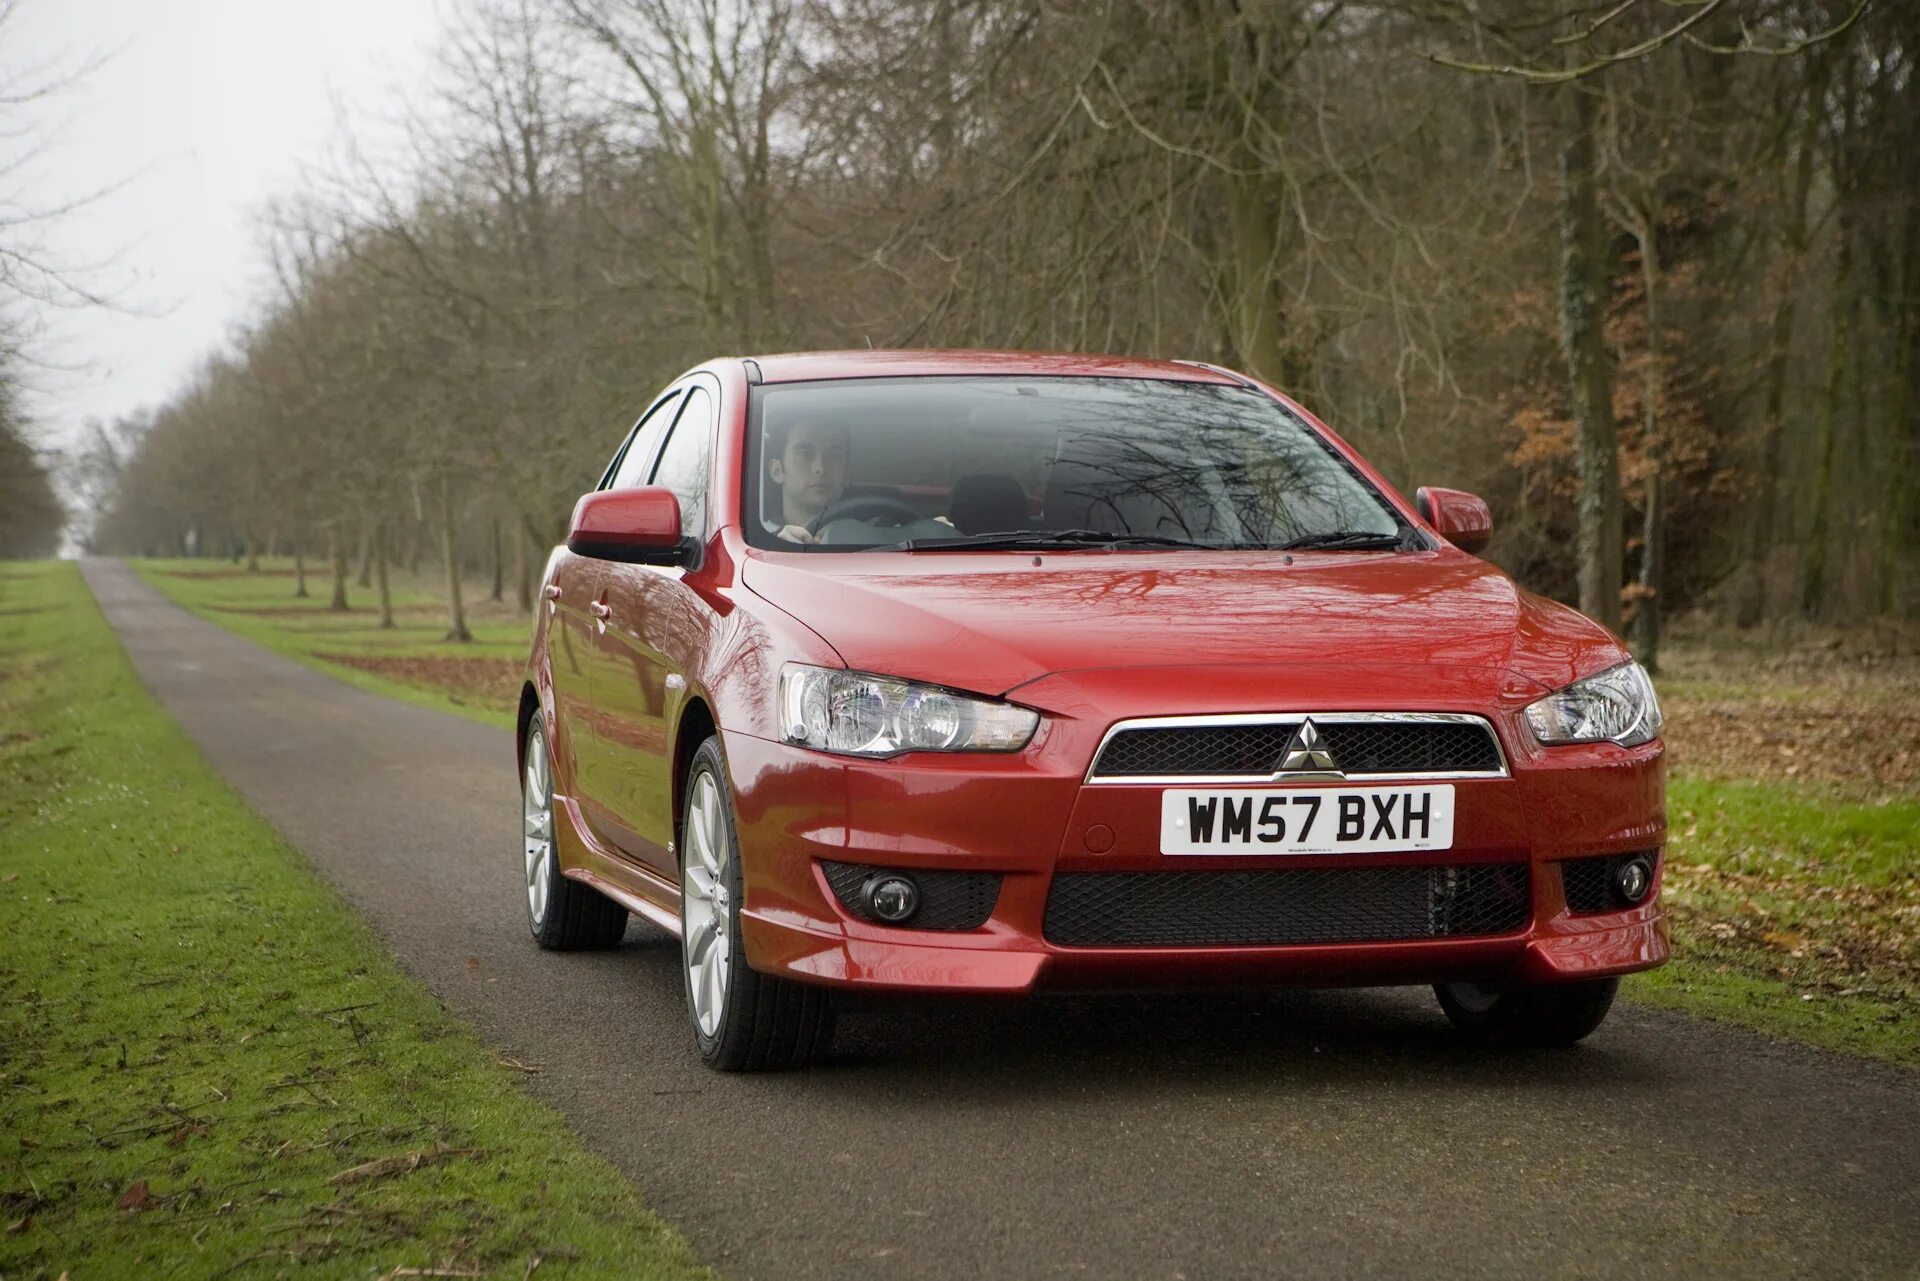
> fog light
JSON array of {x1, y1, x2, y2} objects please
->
[
  {"x1": 1612, "y1": 855, "x2": 1654, "y2": 906},
  {"x1": 863, "y1": 874, "x2": 921, "y2": 923}
]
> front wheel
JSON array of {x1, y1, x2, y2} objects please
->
[
  {"x1": 680, "y1": 736, "x2": 834, "y2": 1071},
  {"x1": 1434, "y1": 977, "x2": 1619, "y2": 1047}
]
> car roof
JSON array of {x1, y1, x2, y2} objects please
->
[{"x1": 744, "y1": 349, "x2": 1248, "y2": 387}]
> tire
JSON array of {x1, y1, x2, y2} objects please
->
[
  {"x1": 522, "y1": 718, "x2": 628, "y2": 950},
  {"x1": 679, "y1": 735, "x2": 834, "y2": 1071},
  {"x1": 1434, "y1": 977, "x2": 1619, "y2": 1047}
]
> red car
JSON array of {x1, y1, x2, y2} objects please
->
[{"x1": 519, "y1": 350, "x2": 1667, "y2": 1070}]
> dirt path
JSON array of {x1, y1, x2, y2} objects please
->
[{"x1": 82, "y1": 559, "x2": 1919, "y2": 1281}]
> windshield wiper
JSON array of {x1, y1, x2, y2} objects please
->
[
  {"x1": 1274, "y1": 529, "x2": 1411, "y2": 552},
  {"x1": 889, "y1": 529, "x2": 1219, "y2": 552}
]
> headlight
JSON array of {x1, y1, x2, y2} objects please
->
[
  {"x1": 778, "y1": 663, "x2": 1039, "y2": 757},
  {"x1": 1524, "y1": 660, "x2": 1664, "y2": 747}
]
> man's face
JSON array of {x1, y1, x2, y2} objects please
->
[{"x1": 770, "y1": 422, "x2": 850, "y2": 522}]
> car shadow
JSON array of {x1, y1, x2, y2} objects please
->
[
  {"x1": 824, "y1": 988, "x2": 1662, "y2": 1093},
  {"x1": 610, "y1": 924, "x2": 1664, "y2": 1096}
]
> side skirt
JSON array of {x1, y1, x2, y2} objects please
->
[
  {"x1": 562, "y1": 866, "x2": 683, "y2": 938},
  {"x1": 554, "y1": 793, "x2": 683, "y2": 938}
]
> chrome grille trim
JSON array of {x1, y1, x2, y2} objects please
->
[{"x1": 1084, "y1": 711, "x2": 1510, "y2": 784}]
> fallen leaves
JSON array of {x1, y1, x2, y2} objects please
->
[
  {"x1": 316, "y1": 652, "x2": 520, "y2": 709},
  {"x1": 1658, "y1": 645, "x2": 1920, "y2": 792},
  {"x1": 116, "y1": 1179, "x2": 149, "y2": 1211}
]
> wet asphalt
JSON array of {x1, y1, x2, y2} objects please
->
[{"x1": 80, "y1": 559, "x2": 1919, "y2": 1281}]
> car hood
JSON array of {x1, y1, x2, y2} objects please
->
[{"x1": 740, "y1": 549, "x2": 1625, "y2": 707}]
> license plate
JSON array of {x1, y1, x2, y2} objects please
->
[{"x1": 1159, "y1": 785, "x2": 1455, "y2": 855}]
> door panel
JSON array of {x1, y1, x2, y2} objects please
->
[
  {"x1": 544, "y1": 553, "x2": 604, "y2": 805},
  {"x1": 598, "y1": 567, "x2": 711, "y2": 872},
  {"x1": 569, "y1": 387, "x2": 683, "y2": 852},
  {"x1": 589, "y1": 382, "x2": 718, "y2": 879}
]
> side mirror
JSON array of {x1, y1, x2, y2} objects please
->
[
  {"x1": 567, "y1": 488, "x2": 692, "y2": 565},
  {"x1": 1415, "y1": 486, "x2": 1493, "y2": 554}
]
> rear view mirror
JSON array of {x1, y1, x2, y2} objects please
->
[
  {"x1": 1414, "y1": 486, "x2": 1493, "y2": 554},
  {"x1": 567, "y1": 488, "x2": 691, "y2": 565}
]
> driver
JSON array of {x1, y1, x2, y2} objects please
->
[{"x1": 766, "y1": 418, "x2": 851, "y2": 544}]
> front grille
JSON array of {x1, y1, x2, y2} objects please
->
[
  {"x1": 1560, "y1": 851, "x2": 1659, "y2": 914},
  {"x1": 1097, "y1": 724, "x2": 1296, "y2": 776},
  {"x1": 1044, "y1": 865, "x2": 1531, "y2": 947},
  {"x1": 820, "y1": 861, "x2": 1000, "y2": 930},
  {"x1": 1091, "y1": 718, "x2": 1502, "y2": 779}
]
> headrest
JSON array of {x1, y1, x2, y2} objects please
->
[{"x1": 950, "y1": 473, "x2": 1029, "y2": 535}]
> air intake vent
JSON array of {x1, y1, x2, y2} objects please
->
[{"x1": 1044, "y1": 864, "x2": 1530, "y2": 947}]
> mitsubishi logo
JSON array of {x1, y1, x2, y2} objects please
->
[{"x1": 1278, "y1": 719, "x2": 1341, "y2": 774}]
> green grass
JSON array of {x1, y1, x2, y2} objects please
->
[
  {"x1": 0, "y1": 562, "x2": 709, "y2": 1279},
  {"x1": 1635, "y1": 777, "x2": 1918, "y2": 1065},
  {"x1": 130, "y1": 557, "x2": 523, "y2": 729}
]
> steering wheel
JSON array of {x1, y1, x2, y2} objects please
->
[{"x1": 806, "y1": 494, "x2": 925, "y2": 536}]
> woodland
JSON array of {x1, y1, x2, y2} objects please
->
[{"x1": 16, "y1": 0, "x2": 1914, "y2": 668}]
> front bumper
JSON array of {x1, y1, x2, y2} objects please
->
[{"x1": 722, "y1": 721, "x2": 1668, "y2": 996}]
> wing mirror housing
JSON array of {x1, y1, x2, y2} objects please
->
[
  {"x1": 1415, "y1": 486, "x2": 1493, "y2": 554},
  {"x1": 567, "y1": 488, "x2": 694, "y2": 565}
]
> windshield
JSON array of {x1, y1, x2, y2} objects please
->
[{"x1": 743, "y1": 376, "x2": 1410, "y2": 552}]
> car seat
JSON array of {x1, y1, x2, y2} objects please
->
[{"x1": 950, "y1": 473, "x2": 1029, "y2": 535}]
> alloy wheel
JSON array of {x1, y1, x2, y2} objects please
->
[
  {"x1": 523, "y1": 725, "x2": 554, "y2": 929},
  {"x1": 680, "y1": 769, "x2": 732, "y2": 1037}
]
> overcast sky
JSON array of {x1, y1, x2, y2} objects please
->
[{"x1": 8, "y1": 0, "x2": 443, "y2": 451}]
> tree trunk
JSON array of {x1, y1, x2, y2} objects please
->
[
  {"x1": 1632, "y1": 208, "x2": 1663, "y2": 671},
  {"x1": 1742, "y1": 105, "x2": 1822, "y2": 625},
  {"x1": 1557, "y1": 80, "x2": 1623, "y2": 633},
  {"x1": 1801, "y1": 240, "x2": 1852, "y2": 618},
  {"x1": 1882, "y1": 204, "x2": 1920, "y2": 618},
  {"x1": 489, "y1": 514, "x2": 504, "y2": 602},
  {"x1": 356, "y1": 521, "x2": 376, "y2": 588},
  {"x1": 1739, "y1": 291, "x2": 1799, "y2": 627},
  {"x1": 244, "y1": 525, "x2": 259, "y2": 574},
  {"x1": 292, "y1": 517, "x2": 309, "y2": 598},
  {"x1": 1223, "y1": 175, "x2": 1300, "y2": 387},
  {"x1": 513, "y1": 518, "x2": 532, "y2": 614},
  {"x1": 439, "y1": 474, "x2": 473, "y2": 643},
  {"x1": 689, "y1": 119, "x2": 731, "y2": 346},
  {"x1": 327, "y1": 522, "x2": 350, "y2": 612},
  {"x1": 375, "y1": 521, "x2": 395, "y2": 630}
]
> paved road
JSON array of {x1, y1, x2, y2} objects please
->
[{"x1": 82, "y1": 559, "x2": 1918, "y2": 1281}]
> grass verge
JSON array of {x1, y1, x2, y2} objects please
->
[
  {"x1": 0, "y1": 562, "x2": 708, "y2": 1279},
  {"x1": 1641, "y1": 777, "x2": 1916, "y2": 1066},
  {"x1": 130, "y1": 558, "x2": 522, "y2": 729}
]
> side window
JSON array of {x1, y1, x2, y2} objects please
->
[
  {"x1": 602, "y1": 390, "x2": 683, "y2": 491},
  {"x1": 650, "y1": 386, "x2": 715, "y2": 539}
]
